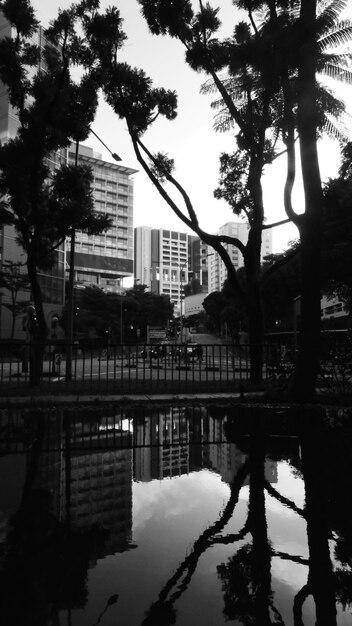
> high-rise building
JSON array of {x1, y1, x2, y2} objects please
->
[
  {"x1": 66, "y1": 143, "x2": 137, "y2": 292},
  {"x1": 188, "y1": 235, "x2": 209, "y2": 292},
  {"x1": 208, "y1": 221, "x2": 273, "y2": 292},
  {"x1": 134, "y1": 223, "x2": 273, "y2": 314},
  {"x1": 134, "y1": 226, "x2": 189, "y2": 315}
]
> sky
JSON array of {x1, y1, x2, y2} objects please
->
[{"x1": 32, "y1": 0, "x2": 352, "y2": 253}]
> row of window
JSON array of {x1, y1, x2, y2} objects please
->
[
  {"x1": 95, "y1": 178, "x2": 131, "y2": 190},
  {"x1": 321, "y1": 303, "x2": 344, "y2": 316}
]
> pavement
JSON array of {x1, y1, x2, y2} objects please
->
[{"x1": 0, "y1": 390, "x2": 259, "y2": 408}]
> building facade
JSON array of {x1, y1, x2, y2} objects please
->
[
  {"x1": 134, "y1": 226, "x2": 190, "y2": 315},
  {"x1": 208, "y1": 221, "x2": 273, "y2": 292},
  {"x1": 66, "y1": 143, "x2": 136, "y2": 293}
]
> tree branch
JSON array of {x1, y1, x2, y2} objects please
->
[
  {"x1": 262, "y1": 218, "x2": 292, "y2": 230},
  {"x1": 264, "y1": 480, "x2": 306, "y2": 518}
]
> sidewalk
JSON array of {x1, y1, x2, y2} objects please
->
[{"x1": 0, "y1": 390, "x2": 258, "y2": 408}]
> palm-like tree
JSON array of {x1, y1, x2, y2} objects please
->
[
  {"x1": 204, "y1": 0, "x2": 352, "y2": 140},
  {"x1": 201, "y1": 0, "x2": 352, "y2": 398}
]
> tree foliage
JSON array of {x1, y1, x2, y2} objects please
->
[
  {"x1": 323, "y1": 141, "x2": 352, "y2": 311},
  {"x1": 66, "y1": 284, "x2": 173, "y2": 343},
  {"x1": 0, "y1": 0, "x2": 113, "y2": 346}
]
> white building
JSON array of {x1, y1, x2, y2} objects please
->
[
  {"x1": 66, "y1": 143, "x2": 137, "y2": 292},
  {"x1": 208, "y1": 221, "x2": 273, "y2": 292},
  {"x1": 134, "y1": 226, "x2": 189, "y2": 315}
]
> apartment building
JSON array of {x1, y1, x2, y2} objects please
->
[
  {"x1": 66, "y1": 143, "x2": 136, "y2": 292},
  {"x1": 134, "y1": 226, "x2": 189, "y2": 315},
  {"x1": 208, "y1": 221, "x2": 273, "y2": 292}
]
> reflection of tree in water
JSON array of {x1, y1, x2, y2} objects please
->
[
  {"x1": 142, "y1": 407, "x2": 352, "y2": 625},
  {"x1": 217, "y1": 426, "x2": 285, "y2": 625},
  {"x1": 142, "y1": 458, "x2": 251, "y2": 625},
  {"x1": 0, "y1": 488, "x2": 108, "y2": 625},
  {"x1": 320, "y1": 409, "x2": 352, "y2": 617},
  {"x1": 0, "y1": 410, "x2": 112, "y2": 626}
]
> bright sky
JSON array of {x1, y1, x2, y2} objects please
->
[{"x1": 32, "y1": 0, "x2": 352, "y2": 253}]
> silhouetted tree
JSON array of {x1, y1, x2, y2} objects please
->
[{"x1": 0, "y1": 0, "x2": 112, "y2": 382}]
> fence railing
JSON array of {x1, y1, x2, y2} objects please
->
[
  {"x1": 0, "y1": 334, "x2": 350, "y2": 397},
  {"x1": 0, "y1": 340, "x2": 259, "y2": 395}
]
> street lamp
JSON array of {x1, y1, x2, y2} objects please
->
[
  {"x1": 119, "y1": 289, "x2": 127, "y2": 346},
  {"x1": 66, "y1": 140, "x2": 79, "y2": 381},
  {"x1": 90, "y1": 128, "x2": 122, "y2": 162},
  {"x1": 66, "y1": 131, "x2": 123, "y2": 380},
  {"x1": 178, "y1": 261, "x2": 187, "y2": 343}
]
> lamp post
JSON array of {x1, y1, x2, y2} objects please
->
[
  {"x1": 66, "y1": 140, "x2": 79, "y2": 381},
  {"x1": 90, "y1": 128, "x2": 122, "y2": 162},
  {"x1": 22, "y1": 304, "x2": 37, "y2": 373},
  {"x1": 119, "y1": 289, "x2": 127, "y2": 346},
  {"x1": 66, "y1": 131, "x2": 123, "y2": 380},
  {"x1": 179, "y1": 261, "x2": 187, "y2": 343}
]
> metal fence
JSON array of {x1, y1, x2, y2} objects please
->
[
  {"x1": 0, "y1": 332, "x2": 349, "y2": 397},
  {"x1": 0, "y1": 341, "x2": 257, "y2": 396}
]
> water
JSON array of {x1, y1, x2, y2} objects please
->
[{"x1": 0, "y1": 403, "x2": 351, "y2": 625}]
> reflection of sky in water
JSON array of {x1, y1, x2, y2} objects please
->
[
  {"x1": 1, "y1": 435, "x2": 350, "y2": 626},
  {"x1": 69, "y1": 455, "x2": 346, "y2": 626},
  {"x1": 80, "y1": 466, "x2": 249, "y2": 626}
]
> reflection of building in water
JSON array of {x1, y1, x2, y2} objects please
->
[
  {"x1": 34, "y1": 413, "x2": 134, "y2": 556},
  {"x1": 134, "y1": 407, "x2": 205, "y2": 481},
  {"x1": 69, "y1": 447, "x2": 133, "y2": 554},
  {"x1": 207, "y1": 416, "x2": 278, "y2": 485}
]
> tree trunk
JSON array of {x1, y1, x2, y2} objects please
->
[
  {"x1": 288, "y1": 0, "x2": 323, "y2": 401},
  {"x1": 245, "y1": 164, "x2": 265, "y2": 384},
  {"x1": 288, "y1": 220, "x2": 322, "y2": 400},
  {"x1": 247, "y1": 277, "x2": 264, "y2": 384},
  {"x1": 27, "y1": 252, "x2": 47, "y2": 387},
  {"x1": 248, "y1": 421, "x2": 272, "y2": 624},
  {"x1": 298, "y1": 410, "x2": 337, "y2": 624}
]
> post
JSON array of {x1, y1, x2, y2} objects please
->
[
  {"x1": 66, "y1": 141, "x2": 79, "y2": 381},
  {"x1": 179, "y1": 261, "x2": 187, "y2": 343},
  {"x1": 120, "y1": 297, "x2": 123, "y2": 346}
]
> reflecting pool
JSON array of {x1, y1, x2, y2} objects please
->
[{"x1": 0, "y1": 403, "x2": 351, "y2": 625}]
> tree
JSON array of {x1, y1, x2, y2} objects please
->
[
  {"x1": 0, "y1": 0, "x2": 114, "y2": 384},
  {"x1": 322, "y1": 141, "x2": 352, "y2": 315},
  {"x1": 0, "y1": 260, "x2": 31, "y2": 338},
  {"x1": 77, "y1": 0, "x2": 351, "y2": 393},
  {"x1": 260, "y1": 0, "x2": 352, "y2": 398},
  {"x1": 183, "y1": 278, "x2": 203, "y2": 297},
  {"x1": 76, "y1": 0, "x2": 290, "y2": 382},
  {"x1": 65, "y1": 283, "x2": 173, "y2": 344}
]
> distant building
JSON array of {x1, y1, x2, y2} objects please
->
[
  {"x1": 184, "y1": 293, "x2": 208, "y2": 318},
  {"x1": 134, "y1": 222, "x2": 273, "y2": 316},
  {"x1": 207, "y1": 222, "x2": 273, "y2": 292},
  {"x1": 188, "y1": 235, "x2": 209, "y2": 292},
  {"x1": 134, "y1": 226, "x2": 189, "y2": 315}
]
